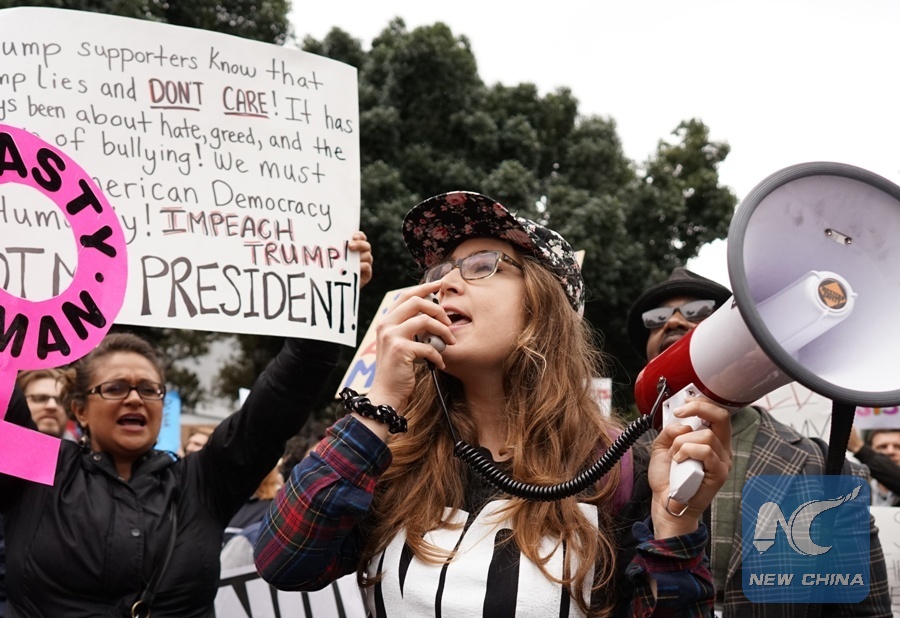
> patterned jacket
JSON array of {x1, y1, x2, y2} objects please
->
[{"x1": 713, "y1": 408, "x2": 891, "y2": 617}]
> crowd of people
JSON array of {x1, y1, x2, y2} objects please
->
[{"x1": 1, "y1": 193, "x2": 899, "y2": 617}]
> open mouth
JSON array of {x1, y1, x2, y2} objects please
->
[
  {"x1": 446, "y1": 311, "x2": 471, "y2": 326},
  {"x1": 118, "y1": 414, "x2": 147, "y2": 427}
]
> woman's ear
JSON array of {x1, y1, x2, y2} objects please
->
[{"x1": 71, "y1": 402, "x2": 87, "y2": 432}]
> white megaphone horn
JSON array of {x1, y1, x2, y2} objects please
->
[{"x1": 635, "y1": 162, "x2": 900, "y2": 507}]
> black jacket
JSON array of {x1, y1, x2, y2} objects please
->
[
  {"x1": 0, "y1": 338, "x2": 339, "y2": 618},
  {"x1": 853, "y1": 444, "x2": 900, "y2": 505}
]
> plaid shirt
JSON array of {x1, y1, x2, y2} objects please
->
[
  {"x1": 712, "y1": 408, "x2": 892, "y2": 617},
  {"x1": 255, "y1": 415, "x2": 715, "y2": 616}
]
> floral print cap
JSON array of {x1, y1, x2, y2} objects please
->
[{"x1": 402, "y1": 191, "x2": 585, "y2": 314}]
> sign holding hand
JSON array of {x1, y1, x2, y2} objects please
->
[{"x1": 0, "y1": 124, "x2": 127, "y2": 484}]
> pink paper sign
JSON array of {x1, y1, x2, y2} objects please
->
[{"x1": 0, "y1": 124, "x2": 127, "y2": 484}]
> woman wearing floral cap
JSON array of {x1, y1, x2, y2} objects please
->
[{"x1": 255, "y1": 192, "x2": 732, "y2": 617}]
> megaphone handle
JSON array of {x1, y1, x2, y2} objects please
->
[
  {"x1": 662, "y1": 385, "x2": 710, "y2": 507},
  {"x1": 668, "y1": 424, "x2": 707, "y2": 504}
]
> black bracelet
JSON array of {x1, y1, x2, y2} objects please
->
[{"x1": 339, "y1": 387, "x2": 408, "y2": 434}]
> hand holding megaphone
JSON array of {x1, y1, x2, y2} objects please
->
[
  {"x1": 648, "y1": 393, "x2": 733, "y2": 524},
  {"x1": 662, "y1": 385, "x2": 712, "y2": 506},
  {"x1": 636, "y1": 161, "x2": 900, "y2": 509}
]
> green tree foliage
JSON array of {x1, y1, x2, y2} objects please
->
[
  {"x1": 1, "y1": 3, "x2": 736, "y2": 412},
  {"x1": 0, "y1": 0, "x2": 293, "y2": 45},
  {"x1": 289, "y1": 19, "x2": 737, "y2": 411}
]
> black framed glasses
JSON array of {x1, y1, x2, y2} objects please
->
[
  {"x1": 424, "y1": 250, "x2": 524, "y2": 284},
  {"x1": 641, "y1": 299, "x2": 717, "y2": 329},
  {"x1": 86, "y1": 381, "x2": 166, "y2": 401}
]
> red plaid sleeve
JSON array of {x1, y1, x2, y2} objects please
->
[
  {"x1": 254, "y1": 415, "x2": 392, "y2": 590},
  {"x1": 625, "y1": 519, "x2": 714, "y2": 617}
]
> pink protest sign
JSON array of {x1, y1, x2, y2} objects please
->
[{"x1": 0, "y1": 124, "x2": 127, "y2": 484}]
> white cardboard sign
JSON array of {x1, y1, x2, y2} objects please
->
[{"x1": 0, "y1": 7, "x2": 361, "y2": 345}]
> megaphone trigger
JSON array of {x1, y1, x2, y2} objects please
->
[{"x1": 662, "y1": 384, "x2": 710, "y2": 506}]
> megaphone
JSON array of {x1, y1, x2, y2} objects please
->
[{"x1": 635, "y1": 162, "x2": 900, "y2": 505}]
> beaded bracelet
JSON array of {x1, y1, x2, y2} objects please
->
[{"x1": 339, "y1": 387, "x2": 408, "y2": 434}]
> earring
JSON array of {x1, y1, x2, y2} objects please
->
[{"x1": 79, "y1": 432, "x2": 91, "y2": 453}]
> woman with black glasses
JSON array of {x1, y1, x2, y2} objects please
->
[{"x1": 0, "y1": 233, "x2": 372, "y2": 618}]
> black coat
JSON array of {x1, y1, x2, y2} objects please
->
[{"x1": 0, "y1": 338, "x2": 339, "y2": 618}]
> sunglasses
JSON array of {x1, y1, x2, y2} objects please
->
[
  {"x1": 424, "y1": 250, "x2": 524, "y2": 283},
  {"x1": 641, "y1": 299, "x2": 717, "y2": 329},
  {"x1": 86, "y1": 380, "x2": 167, "y2": 401}
]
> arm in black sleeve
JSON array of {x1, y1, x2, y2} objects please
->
[
  {"x1": 853, "y1": 444, "x2": 900, "y2": 495},
  {"x1": 189, "y1": 338, "x2": 343, "y2": 522}
]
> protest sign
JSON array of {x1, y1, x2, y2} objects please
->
[
  {"x1": 0, "y1": 7, "x2": 361, "y2": 346},
  {"x1": 757, "y1": 383, "x2": 835, "y2": 440},
  {"x1": 217, "y1": 563, "x2": 365, "y2": 618},
  {"x1": 852, "y1": 405, "x2": 900, "y2": 430},
  {"x1": 870, "y1": 507, "x2": 900, "y2": 615},
  {"x1": 0, "y1": 123, "x2": 127, "y2": 483},
  {"x1": 758, "y1": 382, "x2": 900, "y2": 438},
  {"x1": 337, "y1": 287, "x2": 405, "y2": 396}
]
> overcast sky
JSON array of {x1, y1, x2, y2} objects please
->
[{"x1": 288, "y1": 0, "x2": 900, "y2": 285}]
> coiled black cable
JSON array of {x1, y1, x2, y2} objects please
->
[{"x1": 432, "y1": 368, "x2": 667, "y2": 502}]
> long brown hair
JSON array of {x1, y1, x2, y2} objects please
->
[{"x1": 359, "y1": 257, "x2": 624, "y2": 616}]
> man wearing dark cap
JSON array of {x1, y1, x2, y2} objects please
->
[{"x1": 627, "y1": 267, "x2": 891, "y2": 617}]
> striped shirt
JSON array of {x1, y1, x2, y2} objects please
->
[{"x1": 255, "y1": 415, "x2": 714, "y2": 617}]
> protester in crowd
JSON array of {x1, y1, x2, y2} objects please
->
[
  {"x1": 627, "y1": 266, "x2": 892, "y2": 616},
  {"x1": 0, "y1": 232, "x2": 371, "y2": 618},
  {"x1": 849, "y1": 426, "x2": 900, "y2": 506},
  {"x1": 16, "y1": 368, "x2": 75, "y2": 440},
  {"x1": 255, "y1": 192, "x2": 732, "y2": 616},
  {"x1": 183, "y1": 425, "x2": 214, "y2": 456}
]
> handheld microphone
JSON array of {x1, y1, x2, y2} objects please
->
[{"x1": 415, "y1": 293, "x2": 446, "y2": 353}]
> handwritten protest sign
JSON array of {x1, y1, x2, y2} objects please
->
[
  {"x1": 217, "y1": 563, "x2": 365, "y2": 618},
  {"x1": 757, "y1": 382, "x2": 900, "y2": 439},
  {"x1": 852, "y1": 405, "x2": 900, "y2": 430},
  {"x1": 0, "y1": 6, "x2": 361, "y2": 345},
  {"x1": 870, "y1": 507, "x2": 900, "y2": 614},
  {"x1": 337, "y1": 288, "x2": 405, "y2": 396},
  {"x1": 0, "y1": 124, "x2": 127, "y2": 483}
]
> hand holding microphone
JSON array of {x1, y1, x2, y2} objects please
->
[
  {"x1": 367, "y1": 284, "x2": 453, "y2": 412},
  {"x1": 415, "y1": 293, "x2": 447, "y2": 355}
]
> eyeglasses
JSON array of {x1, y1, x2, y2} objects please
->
[
  {"x1": 26, "y1": 394, "x2": 60, "y2": 405},
  {"x1": 641, "y1": 299, "x2": 717, "y2": 329},
  {"x1": 424, "y1": 250, "x2": 524, "y2": 283},
  {"x1": 86, "y1": 381, "x2": 166, "y2": 401}
]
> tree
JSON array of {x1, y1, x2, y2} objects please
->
[
  {"x1": 290, "y1": 20, "x2": 738, "y2": 413},
  {"x1": 1, "y1": 5, "x2": 737, "y2": 413},
  {"x1": 1, "y1": 0, "x2": 293, "y2": 44}
]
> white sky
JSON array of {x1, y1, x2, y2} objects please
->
[{"x1": 288, "y1": 0, "x2": 900, "y2": 286}]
